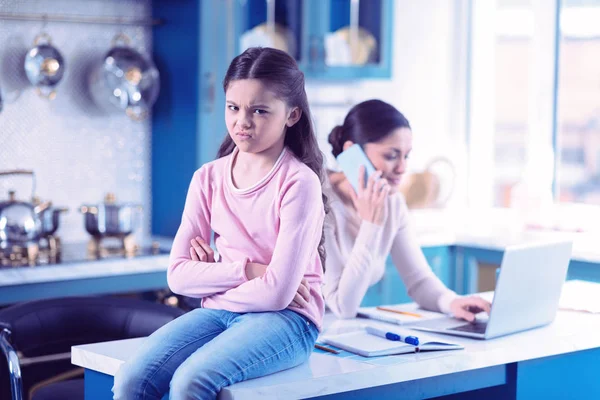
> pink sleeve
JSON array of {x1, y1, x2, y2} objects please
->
[
  {"x1": 202, "y1": 174, "x2": 324, "y2": 312},
  {"x1": 167, "y1": 168, "x2": 249, "y2": 298}
]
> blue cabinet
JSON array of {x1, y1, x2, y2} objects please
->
[
  {"x1": 151, "y1": 0, "x2": 234, "y2": 236},
  {"x1": 150, "y1": 0, "x2": 394, "y2": 237},
  {"x1": 423, "y1": 246, "x2": 455, "y2": 289},
  {"x1": 361, "y1": 280, "x2": 385, "y2": 308},
  {"x1": 234, "y1": 0, "x2": 394, "y2": 80},
  {"x1": 305, "y1": 0, "x2": 394, "y2": 79},
  {"x1": 360, "y1": 245, "x2": 454, "y2": 307},
  {"x1": 234, "y1": 0, "x2": 307, "y2": 68}
]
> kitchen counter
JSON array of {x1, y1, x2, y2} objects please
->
[
  {"x1": 0, "y1": 238, "x2": 172, "y2": 305},
  {"x1": 1, "y1": 208, "x2": 599, "y2": 305},
  {"x1": 72, "y1": 282, "x2": 600, "y2": 399}
]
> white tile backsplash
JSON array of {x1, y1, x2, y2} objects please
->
[{"x1": 0, "y1": 0, "x2": 152, "y2": 243}]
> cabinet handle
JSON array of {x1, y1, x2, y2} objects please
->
[
  {"x1": 309, "y1": 34, "x2": 325, "y2": 69},
  {"x1": 349, "y1": 0, "x2": 360, "y2": 63},
  {"x1": 204, "y1": 72, "x2": 215, "y2": 113},
  {"x1": 431, "y1": 256, "x2": 442, "y2": 274}
]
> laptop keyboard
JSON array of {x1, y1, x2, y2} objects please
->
[{"x1": 449, "y1": 321, "x2": 488, "y2": 334}]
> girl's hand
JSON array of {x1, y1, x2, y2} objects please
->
[
  {"x1": 289, "y1": 279, "x2": 311, "y2": 309},
  {"x1": 245, "y1": 262, "x2": 268, "y2": 280},
  {"x1": 351, "y1": 167, "x2": 389, "y2": 226},
  {"x1": 189, "y1": 237, "x2": 215, "y2": 262},
  {"x1": 450, "y1": 296, "x2": 492, "y2": 322}
]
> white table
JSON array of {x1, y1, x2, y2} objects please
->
[{"x1": 72, "y1": 282, "x2": 600, "y2": 399}]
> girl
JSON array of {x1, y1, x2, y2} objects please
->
[
  {"x1": 113, "y1": 47, "x2": 327, "y2": 399},
  {"x1": 323, "y1": 99, "x2": 491, "y2": 320}
]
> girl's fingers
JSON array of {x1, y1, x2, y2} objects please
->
[
  {"x1": 189, "y1": 247, "x2": 200, "y2": 261},
  {"x1": 298, "y1": 281, "x2": 311, "y2": 302},
  {"x1": 293, "y1": 292, "x2": 309, "y2": 309},
  {"x1": 195, "y1": 237, "x2": 215, "y2": 262},
  {"x1": 190, "y1": 238, "x2": 208, "y2": 261}
]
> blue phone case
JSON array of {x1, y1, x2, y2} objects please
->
[{"x1": 336, "y1": 144, "x2": 377, "y2": 193}]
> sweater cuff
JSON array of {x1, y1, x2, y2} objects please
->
[
  {"x1": 238, "y1": 257, "x2": 251, "y2": 282},
  {"x1": 437, "y1": 290, "x2": 458, "y2": 315},
  {"x1": 355, "y1": 220, "x2": 384, "y2": 251}
]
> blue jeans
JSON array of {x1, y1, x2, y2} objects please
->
[{"x1": 112, "y1": 308, "x2": 318, "y2": 400}]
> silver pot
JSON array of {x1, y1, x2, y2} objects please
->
[
  {"x1": 34, "y1": 198, "x2": 69, "y2": 237},
  {"x1": 89, "y1": 34, "x2": 160, "y2": 121},
  {"x1": 79, "y1": 193, "x2": 142, "y2": 238},
  {"x1": 24, "y1": 33, "x2": 65, "y2": 100}
]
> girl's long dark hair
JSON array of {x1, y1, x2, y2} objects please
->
[{"x1": 217, "y1": 47, "x2": 329, "y2": 270}]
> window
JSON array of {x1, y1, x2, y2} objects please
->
[
  {"x1": 469, "y1": 0, "x2": 600, "y2": 210},
  {"x1": 556, "y1": 0, "x2": 600, "y2": 205},
  {"x1": 493, "y1": 0, "x2": 533, "y2": 207}
]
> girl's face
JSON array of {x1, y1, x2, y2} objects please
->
[
  {"x1": 225, "y1": 79, "x2": 301, "y2": 155},
  {"x1": 345, "y1": 127, "x2": 413, "y2": 192}
]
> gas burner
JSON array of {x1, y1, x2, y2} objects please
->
[
  {"x1": 0, "y1": 243, "x2": 39, "y2": 267},
  {"x1": 87, "y1": 234, "x2": 140, "y2": 259},
  {"x1": 0, "y1": 237, "x2": 165, "y2": 268},
  {"x1": 39, "y1": 235, "x2": 62, "y2": 258},
  {"x1": 0, "y1": 235, "x2": 63, "y2": 267}
]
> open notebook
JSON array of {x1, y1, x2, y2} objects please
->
[
  {"x1": 357, "y1": 303, "x2": 447, "y2": 326},
  {"x1": 321, "y1": 328, "x2": 463, "y2": 357}
]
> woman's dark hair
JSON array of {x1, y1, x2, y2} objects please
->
[
  {"x1": 217, "y1": 47, "x2": 328, "y2": 270},
  {"x1": 328, "y1": 99, "x2": 411, "y2": 157}
]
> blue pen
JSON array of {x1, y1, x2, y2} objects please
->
[{"x1": 365, "y1": 326, "x2": 420, "y2": 346}]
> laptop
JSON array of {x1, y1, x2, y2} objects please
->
[{"x1": 411, "y1": 240, "x2": 573, "y2": 340}]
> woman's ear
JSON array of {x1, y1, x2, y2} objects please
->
[
  {"x1": 342, "y1": 140, "x2": 354, "y2": 152},
  {"x1": 286, "y1": 107, "x2": 302, "y2": 127}
]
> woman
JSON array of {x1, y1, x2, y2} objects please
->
[{"x1": 323, "y1": 99, "x2": 490, "y2": 320}]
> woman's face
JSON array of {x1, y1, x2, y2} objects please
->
[{"x1": 360, "y1": 127, "x2": 413, "y2": 192}]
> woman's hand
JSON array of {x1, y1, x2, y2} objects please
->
[
  {"x1": 245, "y1": 262, "x2": 268, "y2": 280},
  {"x1": 289, "y1": 278, "x2": 311, "y2": 309},
  {"x1": 351, "y1": 167, "x2": 389, "y2": 226},
  {"x1": 189, "y1": 237, "x2": 215, "y2": 262},
  {"x1": 449, "y1": 296, "x2": 492, "y2": 322}
]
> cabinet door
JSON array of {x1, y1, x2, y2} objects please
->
[
  {"x1": 379, "y1": 246, "x2": 454, "y2": 306},
  {"x1": 152, "y1": 0, "x2": 235, "y2": 236},
  {"x1": 360, "y1": 279, "x2": 384, "y2": 307},
  {"x1": 305, "y1": 0, "x2": 393, "y2": 79},
  {"x1": 381, "y1": 256, "x2": 412, "y2": 305},
  {"x1": 235, "y1": 0, "x2": 307, "y2": 68},
  {"x1": 199, "y1": 0, "x2": 236, "y2": 165},
  {"x1": 423, "y1": 246, "x2": 453, "y2": 290}
]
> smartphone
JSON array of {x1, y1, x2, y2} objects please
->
[{"x1": 336, "y1": 144, "x2": 377, "y2": 193}]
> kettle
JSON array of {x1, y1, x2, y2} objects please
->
[
  {"x1": 398, "y1": 157, "x2": 456, "y2": 209},
  {"x1": 0, "y1": 171, "x2": 51, "y2": 246}
]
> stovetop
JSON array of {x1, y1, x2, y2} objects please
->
[{"x1": 0, "y1": 240, "x2": 169, "y2": 268}]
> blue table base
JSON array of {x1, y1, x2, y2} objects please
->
[{"x1": 81, "y1": 347, "x2": 600, "y2": 399}]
